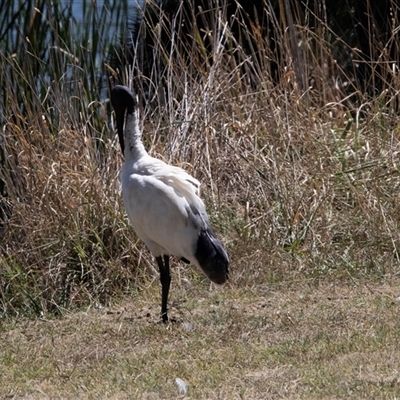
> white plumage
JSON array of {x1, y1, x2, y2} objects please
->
[{"x1": 111, "y1": 85, "x2": 229, "y2": 322}]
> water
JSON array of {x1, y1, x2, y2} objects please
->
[
  {"x1": 6, "y1": 1, "x2": 144, "y2": 52},
  {"x1": 68, "y1": 0, "x2": 144, "y2": 26}
]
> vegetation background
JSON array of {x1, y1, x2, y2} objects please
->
[{"x1": 1, "y1": 0, "x2": 400, "y2": 398}]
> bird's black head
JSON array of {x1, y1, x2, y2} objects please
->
[{"x1": 110, "y1": 85, "x2": 137, "y2": 156}]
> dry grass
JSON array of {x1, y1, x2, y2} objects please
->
[
  {"x1": 1, "y1": 1, "x2": 400, "y2": 398},
  {"x1": 2, "y1": 280, "x2": 400, "y2": 399},
  {"x1": 2, "y1": 0, "x2": 400, "y2": 316}
]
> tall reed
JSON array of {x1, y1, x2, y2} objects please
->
[
  {"x1": 1, "y1": 0, "x2": 400, "y2": 318},
  {"x1": 0, "y1": 0, "x2": 133, "y2": 316}
]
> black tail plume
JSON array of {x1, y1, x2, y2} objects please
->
[{"x1": 195, "y1": 228, "x2": 229, "y2": 284}]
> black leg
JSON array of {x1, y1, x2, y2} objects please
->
[{"x1": 156, "y1": 255, "x2": 171, "y2": 323}]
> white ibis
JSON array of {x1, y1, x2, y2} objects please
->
[{"x1": 111, "y1": 85, "x2": 229, "y2": 322}]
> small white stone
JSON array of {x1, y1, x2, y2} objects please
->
[{"x1": 175, "y1": 377, "x2": 188, "y2": 395}]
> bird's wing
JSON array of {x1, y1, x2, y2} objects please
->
[
  {"x1": 122, "y1": 173, "x2": 201, "y2": 258},
  {"x1": 142, "y1": 158, "x2": 204, "y2": 212}
]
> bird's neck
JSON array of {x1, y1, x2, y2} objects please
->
[{"x1": 124, "y1": 112, "x2": 147, "y2": 160}]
